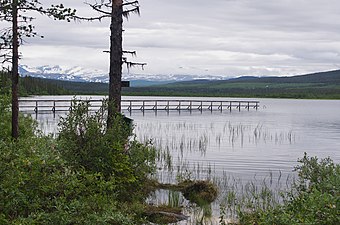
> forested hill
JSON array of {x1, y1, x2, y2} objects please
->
[
  {"x1": 0, "y1": 72, "x2": 70, "y2": 96},
  {"x1": 125, "y1": 69, "x2": 340, "y2": 99},
  {"x1": 1, "y1": 69, "x2": 340, "y2": 99},
  {"x1": 229, "y1": 69, "x2": 340, "y2": 83}
]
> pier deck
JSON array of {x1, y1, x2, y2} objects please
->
[{"x1": 19, "y1": 99, "x2": 260, "y2": 113}]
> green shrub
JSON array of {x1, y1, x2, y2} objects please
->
[
  {"x1": 0, "y1": 95, "x2": 155, "y2": 224},
  {"x1": 237, "y1": 153, "x2": 340, "y2": 225},
  {"x1": 57, "y1": 99, "x2": 156, "y2": 200},
  {"x1": 0, "y1": 92, "x2": 36, "y2": 141}
]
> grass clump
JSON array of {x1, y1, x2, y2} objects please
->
[{"x1": 180, "y1": 180, "x2": 218, "y2": 205}]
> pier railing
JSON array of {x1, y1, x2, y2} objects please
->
[{"x1": 19, "y1": 99, "x2": 259, "y2": 113}]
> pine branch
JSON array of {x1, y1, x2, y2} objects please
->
[
  {"x1": 123, "y1": 6, "x2": 140, "y2": 19},
  {"x1": 18, "y1": 5, "x2": 77, "y2": 22},
  {"x1": 124, "y1": 61, "x2": 147, "y2": 71}
]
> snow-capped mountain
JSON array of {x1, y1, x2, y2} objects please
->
[
  {"x1": 19, "y1": 65, "x2": 226, "y2": 84},
  {"x1": 19, "y1": 65, "x2": 110, "y2": 83}
]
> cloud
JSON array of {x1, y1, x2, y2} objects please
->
[{"x1": 12, "y1": 0, "x2": 340, "y2": 77}]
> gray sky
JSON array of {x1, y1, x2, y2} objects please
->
[{"x1": 16, "y1": 0, "x2": 340, "y2": 78}]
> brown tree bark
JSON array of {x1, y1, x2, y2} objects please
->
[
  {"x1": 11, "y1": 0, "x2": 19, "y2": 139},
  {"x1": 107, "y1": 0, "x2": 123, "y2": 128}
]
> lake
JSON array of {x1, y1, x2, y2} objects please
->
[{"x1": 20, "y1": 95, "x2": 340, "y2": 223}]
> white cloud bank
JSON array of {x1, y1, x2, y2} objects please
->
[{"x1": 10, "y1": 0, "x2": 340, "y2": 78}]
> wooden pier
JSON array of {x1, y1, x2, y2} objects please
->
[{"x1": 19, "y1": 99, "x2": 259, "y2": 113}]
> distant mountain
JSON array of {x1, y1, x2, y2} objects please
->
[
  {"x1": 167, "y1": 69, "x2": 340, "y2": 86},
  {"x1": 18, "y1": 65, "x2": 225, "y2": 86},
  {"x1": 19, "y1": 65, "x2": 109, "y2": 83}
]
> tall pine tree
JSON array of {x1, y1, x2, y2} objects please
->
[
  {"x1": 80, "y1": 0, "x2": 145, "y2": 127},
  {"x1": 0, "y1": 0, "x2": 76, "y2": 139}
]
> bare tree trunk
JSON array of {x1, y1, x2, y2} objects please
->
[
  {"x1": 107, "y1": 0, "x2": 123, "y2": 128},
  {"x1": 11, "y1": 0, "x2": 19, "y2": 139}
]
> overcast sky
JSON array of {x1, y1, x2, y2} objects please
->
[{"x1": 14, "y1": 0, "x2": 340, "y2": 78}]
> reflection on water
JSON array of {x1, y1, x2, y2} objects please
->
[{"x1": 21, "y1": 96, "x2": 340, "y2": 224}]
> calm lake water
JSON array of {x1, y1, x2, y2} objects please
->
[
  {"x1": 21, "y1": 95, "x2": 340, "y2": 178},
  {"x1": 20, "y1": 95, "x2": 340, "y2": 223}
]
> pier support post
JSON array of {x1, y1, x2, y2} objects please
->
[
  {"x1": 52, "y1": 101, "x2": 56, "y2": 114},
  {"x1": 34, "y1": 101, "x2": 38, "y2": 113},
  {"x1": 129, "y1": 100, "x2": 132, "y2": 112}
]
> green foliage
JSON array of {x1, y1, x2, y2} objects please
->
[
  {"x1": 0, "y1": 135, "x2": 137, "y2": 224},
  {"x1": 0, "y1": 89, "x2": 36, "y2": 141},
  {"x1": 237, "y1": 153, "x2": 340, "y2": 225},
  {"x1": 294, "y1": 153, "x2": 339, "y2": 194},
  {"x1": 0, "y1": 92, "x2": 11, "y2": 140},
  {"x1": 0, "y1": 94, "x2": 156, "y2": 224},
  {"x1": 57, "y1": 99, "x2": 156, "y2": 200},
  {"x1": 0, "y1": 71, "x2": 11, "y2": 95}
]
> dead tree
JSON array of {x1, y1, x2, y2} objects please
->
[
  {"x1": 0, "y1": 0, "x2": 76, "y2": 139},
  {"x1": 80, "y1": 0, "x2": 146, "y2": 128}
]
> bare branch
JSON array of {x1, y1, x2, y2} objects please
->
[
  {"x1": 73, "y1": 14, "x2": 110, "y2": 21},
  {"x1": 104, "y1": 50, "x2": 137, "y2": 57},
  {"x1": 122, "y1": 1, "x2": 139, "y2": 7},
  {"x1": 123, "y1": 50, "x2": 136, "y2": 56},
  {"x1": 84, "y1": 2, "x2": 111, "y2": 15}
]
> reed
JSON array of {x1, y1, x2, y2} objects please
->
[
  {"x1": 135, "y1": 119, "x2": 297, "y2": 224},
  {"x1": 216, "y1": 171, "x2": 293, "y2": 223}
]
